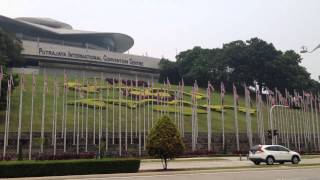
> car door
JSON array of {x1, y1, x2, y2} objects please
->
[
  {"x1": 265, "y1": 146, "x2": 281, "y2": 160},
  {"x1": 276, "y1": 146, "x2": 291, "y2": 161}
]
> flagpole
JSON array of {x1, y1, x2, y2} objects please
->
[
  {"x1": 135, "y1": 75, "x2": 138, "y2": 137},
  {"x1": 61, "y1": 71, "x2": 65, "y2": 139},
  {"x1": 17, "y1": 74, "x2": 24, "y2": 154},
  {"x1": 76, "y1": 84, "x2": 80, "y2": 154},
  {"x1": 138, "y1": 91, "x2": 142, "y2": 156},
  {"x1": 151, "y1": 76, "x2": 154, "y2": 128},
  {"x1": 28, "y1": 73, "x2": 35, "y2": 160},
  {"x1": 245, "y1": 85, "x2": 253, "y2": 148},
  {"x1": 64, "y1": 72, "x2": 68, "y2": 152},
  {"x1": 93, "y1": 77, "x2": 97, "y2": 145},
  {"x1": 53, "y1": 78, "x2": 58, "y2": 156},
  {"x1": 233, "y1": 84, "x2": 240, "y2": 153},
  {"x1": 51, "y1": 78, "x2": 56, "y2": 146},
  {"x1": 195, "y1": 81, "x2": 199, "y2": 144},
  {"x1": 118, "y1": 74, "x2": 122, "y2": 156},
  {"x1": 207, "y1": 82, "x2": 212, "y2": 151},
  {"x1": 147, "y1": 81, "x2": 150, "y2": 133},
  {"x1": 105, "y1": 77, "x2": 109, "y2": 152},
  {"x1": 220, "y1": 82, "x2": 225, "y2": 152},
  {"x1": 0, "y1": 66, "x2": 3, "y2": 98},
  {"x1": 316, "y1": 95, "x2": 320, "y2": 151},
  {"x1": 73, "y1": 80, "x2": 77, "y2": 145},
  {"x1": 40, "y1": 72, "x2": 47, "y2": 153},
  {"x1": 125, "y1": 80, "x2": 128, "y2": 151},
  {"x1": 310, "y1": 94, "x2": 316, "y2": 151},
  {"x1": 143, "y1": 84, "x2": 146, "y2": 151},
  {"x1": 81, "y1": 72, "x2": 85, "y2": 138},
  {"x1": 85, "y1": 80, "x2": 89, "y2": 152},
  {"x1": 98, "y1": 73, "x2": 103, "y2": 157},
  {"x1": 130, "y1": 79, "x2": 133, "y2": 144},
  {"x1": 181, "y1": 79, "x2": 185, "y2": 137},
  {"x1": 3, "y1": 81, "x2": 9, "y2": 158},
  {"x1": 3, "y1": 75, "x2": 11, "y2": 158},
  {"x1": 112, "y1": 76, "x2": 115, "y2": 144}
]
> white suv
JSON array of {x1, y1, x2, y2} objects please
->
[{"x1": 248, "y1": 145, "x2": 301, "y2": 165}]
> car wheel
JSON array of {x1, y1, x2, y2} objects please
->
[
  {"x1": 253, "y1": 161, "x2": 261, "y2": 165},
  {"x1": 292, "y1": 156, "x2": 300, "y2": 164},
  {"x1": 266, "y1": 156, "x2": 274, "y2": 165}
]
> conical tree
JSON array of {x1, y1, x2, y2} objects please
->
[{"x1": 146, "y1": 116, "x2": 185, "y2": 170}]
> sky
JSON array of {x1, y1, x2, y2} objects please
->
[{"x1": 1, "y1": 0, "x2": 319, "y2": 81}]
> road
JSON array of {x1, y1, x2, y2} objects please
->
[
  {"x1": 9, "y1": 156, "x2": 320, "y2": 180},
  {"x1": 25, "y1": 166, "x2": 320, "y2": 180},
  {"x1": 140, "y1": 156, "x2": 320, "y2": 170}
]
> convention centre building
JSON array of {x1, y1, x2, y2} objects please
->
[{"x1": 0, "y1": 15, "x2": 160, "y2": 80}]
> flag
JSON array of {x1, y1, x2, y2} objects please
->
[
  {"x1": 233, "y1": 83, "x2": 239, "y2": 105},
  {"x1": 208, "y1": 81, "x2": 214, "y2": 96},
  {"x1": 10, "y1": 74, "x2": 14, "y2": 88},
  {"x1": 166, "y1": 77, "x2": 171, "y2": 88}
]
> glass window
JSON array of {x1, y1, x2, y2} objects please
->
[
  {"x1": 265, "y1": 146, "x2": 277, "y2": 151},
  {"x1": 277, "y1": 146, "x2": 289, "y2": 152}
]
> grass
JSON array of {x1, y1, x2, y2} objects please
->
[{"x1": 0, "y1": 73, "x2": 270, "y2": 134}]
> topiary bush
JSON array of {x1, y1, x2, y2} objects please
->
[{"x1": 146, "y1": 116, "x2": 185, "y2": 170}]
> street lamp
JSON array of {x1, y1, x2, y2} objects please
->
[
  {"x1": 269, "y1": 105, "x2": 289, "y2": 145},
  {"x1": 300, "y1": 44, "x2": 320, "y2": 53}
]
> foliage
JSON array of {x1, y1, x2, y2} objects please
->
[
  {"x1": 159, "y1": 58, "x2": 181, "y2": 84},
  {"x1": 0, "y1": 30, "x2": 23, "y2": 109},
  {"x1": 0, "y1": 29, "x2": 24, "y2": 67},
  {"x1": 162, "y1": 38, "x2": 319, "y2": 92},
  {"x1": 0, "y1": 159, "x2": 140, "y2": 178},
  {"x1": 146, "y1": 116, "x2": 185, "y2": 170}
]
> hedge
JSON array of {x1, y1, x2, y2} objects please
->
[{"x1": 0, "y1": 159, "x2": 140, "y2": 178}]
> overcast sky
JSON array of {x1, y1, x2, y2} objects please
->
[{"x1": 1, "y1": 0, "x2": 319, "y2": 80}]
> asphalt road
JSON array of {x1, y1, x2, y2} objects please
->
[
  {"x1": 140, "y1": 156, "x2": 320, "y2": 170},
  {"x1": 18, "y1": 166, "x2": 320, "y2": 180}
]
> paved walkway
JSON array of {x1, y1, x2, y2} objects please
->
[{"x1": 140, "y1": 156, "x2": 320, "y2": 170}]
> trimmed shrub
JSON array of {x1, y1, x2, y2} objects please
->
[
  {"x1": 0, "y1": 159, "x2": 140, "y2": 178},
  {"x1": 147, "y1": 116, "x2": 185, "y2": 170}
]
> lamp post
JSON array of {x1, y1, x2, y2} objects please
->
[
  {"x1": 300, "y1": 44, "x2": 320, "y2": 54},
  {"x1": 270, "y1": 105, "x2": 289, "y2": 145}
]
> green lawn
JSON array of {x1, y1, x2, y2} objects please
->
[{"x1": 0, "y1": 73, "x2": 267, "y2": 134}]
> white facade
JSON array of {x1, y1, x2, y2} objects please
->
[{"x1": 22, "y1": 40, "x2": 160, "y2": 70}]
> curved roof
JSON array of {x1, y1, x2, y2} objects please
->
[{"x1": 0, "y1": 15, "x2": 134, "y2": 53}]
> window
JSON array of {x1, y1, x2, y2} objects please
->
[
  {"x1": 276, "y1": 146, "x2": 289, "y2": 152},
  {"x1": 265, "y1": 146, "x2": 277, "y2": 151}
]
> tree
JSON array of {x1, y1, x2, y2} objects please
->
[
  {"x1": 146, "y1": 116, "x2": 185, "y2": 170},
  {"x1": 163, "y1": 37, "x2": 320, "y2": 93},
  {"x1": 0, "y1": 29, "x2": 23, "y2": 67},
  {"x1": 159, "y1": 58, "x2": 180, "y2": 84},
  {"x1": 0, "y1": 29, "x2": 23, "y2": 109}
]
